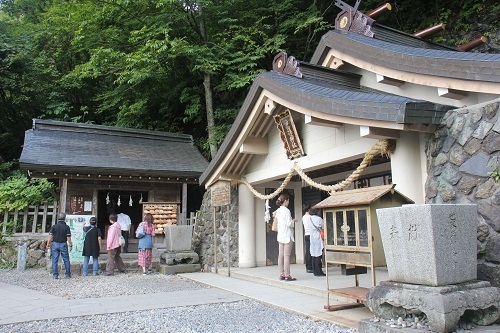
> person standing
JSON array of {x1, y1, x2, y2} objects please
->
[
  {"x1": 276, "y1": 193, "x2": 296, "y2": 281},
  {"x1": 117, "y1": 212, "x2": 131, "y2": 253},
  {"x1": 137, "y1": 213, "x2": 156, "y2": 275},
  {"x1": 82, "y1": 217, "x2": 102, "y2": 276},
  {"x1": 301, "y1": 204, "x2": 313, "y2": 273},
  {"x1": 309, "y1": 207, "x2": 326, "y2": 276},
  {"x1": 104, "y1": 213, "x2": 126, "y2": 276},
  {"x1": 46, "y1": 212, "x2": 73, "y2": 279}
]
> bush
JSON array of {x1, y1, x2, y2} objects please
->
[{"x1": 0, "y1": 163, "x2": 57, "y2": 211}]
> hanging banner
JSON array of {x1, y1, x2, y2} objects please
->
[{"x1": 274, "y1": 109, "x2": 305, "y2": 160}]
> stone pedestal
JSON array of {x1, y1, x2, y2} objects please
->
[
  {"x1": 360, "y1": 204, "x2": 500, "y2": 333},
  {"x1": 376, "y1": 204, "x2": 477, "y2": 286},
  {"x1": 164, "y1": 225, "x2": 194, "y2": 251},
  {"x1": 365, "y1": 281, "x2": 500, "y2": 333},
  {"x1": 160, "y1": 250, "x2": 199, "y2": 265},
  {"x1": 156, "y1": 225, "x2": 200, "y2": 274}
]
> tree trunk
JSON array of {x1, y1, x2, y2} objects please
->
[
  {"x1": 198, "y1": 9, "x2": 218, "y2": 159},
  {"x1": 203, "y1": 72, "x2": 217, "y2": 159}
]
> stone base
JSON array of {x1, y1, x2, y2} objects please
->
[
  {"x1": 358, "y1": 319, "x2": 427, "y2": 333},
  {"x1": 366, "y1": 280, "x2": 500, "y2": 333},
  {"x1": 160, "y1": 251, "x2": 199, "y2": 265},
  {"x1": 158, "y1": 263, "x2": 201, "y2": 274}
]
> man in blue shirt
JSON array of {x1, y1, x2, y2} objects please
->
[{"x1": 46, "y1": 212, "x2": 73, "y2": 279}]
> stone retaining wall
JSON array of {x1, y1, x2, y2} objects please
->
[
  {"x1": 0, "y1": 238, "x2": 49, "y2": 268},
  {"x1": 192, "y1": 185, "x2": 239, "y2": 272},
  {"x1": 425, "y1": 99, "x2": 499, "y2": 286}
]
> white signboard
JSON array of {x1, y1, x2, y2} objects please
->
[{"x1": 66, "y1": 215, "x2": 94, "y2": 262}]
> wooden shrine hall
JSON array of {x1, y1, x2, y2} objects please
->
[{"x1": 19, "y1": 119, "x2": 208, "y2": 238}]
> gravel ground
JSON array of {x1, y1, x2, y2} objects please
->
[
  {"x1": 0, "y1": 267, "x2": 208, "y2": 299},
  {"x1": 0, "y1": 268, "x2": 356, "y2": 333}
]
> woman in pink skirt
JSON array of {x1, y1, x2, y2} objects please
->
[{"x1": 137, "y1": 213, "x2": 155, "y2": 275}]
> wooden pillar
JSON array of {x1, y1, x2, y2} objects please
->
[
  {"x1": 182, "y1": 183, "x2": 187, "y2": 225},
  {"x1": 59, "y1": 178, "x2": 68, "y2": 213},
  {"x1": 238, "y1": 184, "x2": 256, "y2": 268},
  {"x1": 92, "y1": 187, "x2": 98, "y2": 216}
]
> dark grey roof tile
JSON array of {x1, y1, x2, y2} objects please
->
[{"x1": 20, "y1": 121, "x2": 208, "y2": 177}]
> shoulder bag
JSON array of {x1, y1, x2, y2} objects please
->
[{"x1": 135, "y1": 222, "x2": 146, "y2": 238}]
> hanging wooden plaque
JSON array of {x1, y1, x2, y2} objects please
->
[
  {"x1": 274, "y1": 109, "x2": 305, "y2": 160},
  {"x1": 211, "y1": 180, "x2": 231, "y2": 207}
]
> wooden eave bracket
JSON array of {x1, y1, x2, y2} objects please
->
[
  {"x1": 305, "y1": 115, "x2": 343, "y2": 128},
  {"x1": 376, "y1": 74, "x2": 405, "y2": 87},
  {"x1": 437, "y1": 87, "x2": 468, "y2": 100},
  {"x1": 264, "y1": 98, "x2": 276, "y2": 115},
  {"x1": 360, "y1": 126, "x2": 400, "y2": 139},
  {"x1": 326, "y1": 56, "x2": 344, "y2": 69},
  {"x1": 239, "y1": 136, "x2": 268, "y2": 155}
]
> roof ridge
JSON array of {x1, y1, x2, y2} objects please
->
[{"x1": 32, "y1": 119, "x2": 193, "y2": 143}]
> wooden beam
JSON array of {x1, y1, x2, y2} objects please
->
[
  {"x1": 376, "y1": 74, "x2": 404, "y2": 87},
  {"x1": 360, "y1": 126, "x2": 400, "y2": 139},
  {"x1": 239, "y1": 136, "x2": 268, "y2": 155},
  {"x1": 437, "y1": 87, "x2": 468, "y2": 100},
  {"x1": 305, "y1": 115, "x2": 342, "y2": 128}
]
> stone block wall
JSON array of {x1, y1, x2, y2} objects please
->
[
  {"x1": 0, "y1": 238, "x2": 49, "y2": 268},
  {"x1": 425, "y1": 99, "x2": 499, "y2": 286},
  {"x1": 193, "y1": 185, "x2": 239, "y2": 272}
]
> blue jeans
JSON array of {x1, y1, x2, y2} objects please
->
[
  {"x1": 83, "y1": 256, "x2": 99, "y2": 275},
  {"x1": 52, "y1": 242, "x2": 71, "y2": 277}
]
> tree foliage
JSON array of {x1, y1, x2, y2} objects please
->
[
  {"x1": 0, "y1": 0, "x2": 498, "y2": 162},
  {"x1": 0, "y1": 163, "x2": 57, "y2": 211}
]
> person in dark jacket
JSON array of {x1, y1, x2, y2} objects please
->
[
  {"x1": 46, "y1": 212, "x2": 73, "y2": 279},
  {"x1": 82, "y1": 217, "x2": 102, "y2": 276}
]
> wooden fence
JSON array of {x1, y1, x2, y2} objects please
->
[{"x1": 1, "y1": 201, "x2": 58, "y2": 235}]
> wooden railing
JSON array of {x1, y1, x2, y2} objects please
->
[{"x1": 1, "y1": 201, "x2": 58, "y2": 235}]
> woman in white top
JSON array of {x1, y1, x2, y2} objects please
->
[
  {"x1": 302, "y1": 204, "x2": 313, "y2": 273},
  {"x1": 309, "y1": 207, "x2": 326, "y2": 276},
  {"x1": 275, "y1": 193, "x2": 296, "y2": 281}
]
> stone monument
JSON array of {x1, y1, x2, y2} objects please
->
[
  {"x1": 359, "y1": 204, "x2": 500, "y2": 333},
  {"x1": 158, "y1": 225, "x2": 200, "y2": 274}
]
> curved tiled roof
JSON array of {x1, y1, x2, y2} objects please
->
[
  {"x1": 20, "y1": 119, "x2": 208, "y2": 178},
  {"x1": 262, "y1": 70, "x2": 450, "y2": 123},
  {"x1": 311, "y1": 30, "x2": 500, "y2": 83},
  {"x1": 199, "y1": 69, "x2": 450, "y2": 185}
]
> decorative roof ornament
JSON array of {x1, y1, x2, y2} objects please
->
[
  {"x1": 334, "y1": 0, "x2": 375, "y2": 38},
  {"x1": 272, "y1": 52, "x2": 303, "y2": 78}
]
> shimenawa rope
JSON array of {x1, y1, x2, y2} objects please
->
[{"x1": 231, "y1": 139, "x2": 394, "y2": 199}]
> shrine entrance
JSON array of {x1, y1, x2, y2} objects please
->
[{"x1": 97, "y1": 190, "x2": 148, "y2": 238}]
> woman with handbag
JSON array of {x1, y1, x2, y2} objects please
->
[
  {"x1": 104, "y1": 213, "x2": 126, "y2": 276},
  {"x1": 138, "y1": 213, "x2": 156, "y2": 275},
  {"x1": 275, "y1": 193, "x2": 297, "y2": 281},
  {"x1": 309, "y1": 207, "x2": 326, "y2": 276}
]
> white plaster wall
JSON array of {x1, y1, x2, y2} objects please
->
[
  {"x1": 245, "y1": 121, "x2": 380, "y2": 184},
  {"x1": 390, "y1": 131, "x2": 425, "y2": 204}
]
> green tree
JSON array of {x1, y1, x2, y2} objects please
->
[{"x1": 0, "y1": 162, "x2": 57, "y2": 211}]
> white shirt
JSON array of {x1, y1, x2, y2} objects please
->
[
  {"x1": 276, "y1": 206, "x2": 295, "y2": 244},
  {"x1": 117, "y1": 213, "x2": 131, "y2": 231},
  {"x1": 302, "y1": 213, "x2": 313, "y2": 236},
  {"x1": 309, "y1": 214, "x2": 324, "y2": 257}
]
